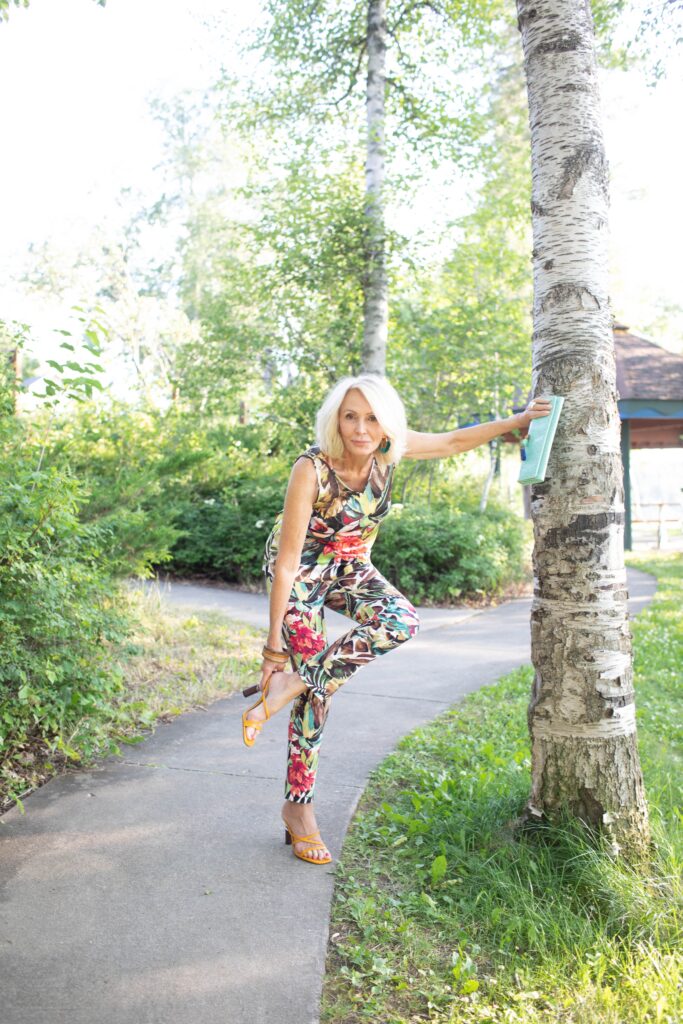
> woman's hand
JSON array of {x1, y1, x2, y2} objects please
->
[
  {"x1": 259, "y1": 656, "x2": 284, "y2": 692},
  {"x1": 516, "y1": 396, "x2": 553, "y2": 430}
]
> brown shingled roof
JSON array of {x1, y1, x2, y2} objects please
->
[{"x1": 614, "y1": 323, "x2": 683, "y2": 402}]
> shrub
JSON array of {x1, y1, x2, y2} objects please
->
[
  {"x1": 0, "y1": 420, "x2": 131, "y2": 777},
  {"x1": 41, "y1": 404, "x2": 211, "y2": 578},
  {"x1": 166, "y1": 448, "x2": 528, "y2": 597},
  {"x1": 373, "y1": 499, "x2": 528, "y2": 603},
  {"x1": 170, "y1": 475, "x2": 286, "y2": 582}
]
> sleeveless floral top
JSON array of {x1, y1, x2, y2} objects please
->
[{"x1": 263, "y1": 444, "x2": 395, "y2": 579}]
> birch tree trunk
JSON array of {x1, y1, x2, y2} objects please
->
[
  {"x1": 516, "y1": 0, "x2": 650, "y2": 859},
  {"x1": 362, "y1": 0, "x2": 388, "y2": 375}
]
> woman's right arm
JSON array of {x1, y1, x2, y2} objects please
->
[{"x1": 265, "y1": 457, "x2": 318, "y2": 661}]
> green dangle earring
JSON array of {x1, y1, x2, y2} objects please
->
[{"x1": 379, "y1": 436, "x2": 392, "y2": 453}]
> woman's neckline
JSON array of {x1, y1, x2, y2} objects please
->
[{"x1": 318, "y1": 450, "x2": 377, "y2": 493}]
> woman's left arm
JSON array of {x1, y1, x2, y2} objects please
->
[{"x1": 404, "y1": 398, "x2": 553, "y2": 460}]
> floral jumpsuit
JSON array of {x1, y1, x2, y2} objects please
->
[{"x1": 263, "y1": 444, "x2": 420, "y2": 803}]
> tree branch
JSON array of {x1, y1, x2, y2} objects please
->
[
  {"x1": 328, "y1": 39, "x2": 368, "y2": 109},
  {"x1": 387, "y1": 0, "x2": 445, "y2": 36}
]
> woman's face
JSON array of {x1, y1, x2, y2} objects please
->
[{"x1": 338, "y1": 388, "x2": 384, "y2": 456}]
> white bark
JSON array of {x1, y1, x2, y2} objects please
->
[
  {"x1": 362, "y1": 0, "x2": 388, "y2": 375},
  {"x1": 516, "y1": 0, "x2": 649, "y2": 858}
]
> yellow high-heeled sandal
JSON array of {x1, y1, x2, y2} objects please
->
[
  {"x1": 282, "y1": 816, "x2": 332, "y2": 865},
  {"x1": 241, "y1": 679, "x2": 271, "y2": 748}
]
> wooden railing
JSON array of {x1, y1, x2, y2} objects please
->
[{"x1": 632, "y1": 502, "x2": 683, "y2": 550}]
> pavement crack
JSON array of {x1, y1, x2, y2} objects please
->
[
  {"x1": 343, "y1": 691, "x2": 452, "y2": 704},
  {"x1": 120, "y1": 761, "x2": 280, "y2": 782},
  {"x1": 119, "y1": 760, "x2": 366, "y2": 791}
]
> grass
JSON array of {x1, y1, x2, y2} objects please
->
[
  {"x1": 117, "y1": 586, "x2": 261, "y2": 719},
  {"x1": 322, "y1": 552, "x2": 683, "y2": 1024},
  {"x1": 0, "y1": 585, "x2": 262, "y2": 814}
]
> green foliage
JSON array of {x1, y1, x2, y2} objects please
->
[
  {"x1": 373, "y1": 498, "x2": 528, "y2": 603},
  {"x1": 154, "y1": 18, "x2": 534, "y2": 431},
  {"x1": 0, "y1": 418, "x2": 131, "y2": 798},
  {"x1": 592, "y1": 0, "x2": 683, "y2": 81},
  {"x1": 173, "y1": 154, "x2": 370, "y2": 417},
  {"x1": 323, "y1": 553, "x2": 683, "y2": 1023},
  {"x1": 0, "y1": 323, "x2": 19, "y2": 417},
  {"x1": 241, "y1": 0, "x2": 512, "y2": 166},
  {"x1": 40, "y1": 404, "x2": 206, "y2": 577},
  {"x1": 170, "y1": 475, "x2": 287, "y2": 582},
  {"x1": 159, "y1": 431, "x2": 529, "y2": 597},
  {"x1": 100, "y1": 399, "x2": 527, "y2": 595}
]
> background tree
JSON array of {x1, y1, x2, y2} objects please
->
[
  {"x1": 228, "y1": 0, "x2": 510, "y2": 374},
  {"x1": 516, "y1": 0, "x2": 650, "y2": 859}
]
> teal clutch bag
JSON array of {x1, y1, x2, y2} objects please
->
[{"x1": 518, "y1": 396, "x2": 565, "y2": 486}]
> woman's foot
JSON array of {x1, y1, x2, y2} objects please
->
[
  {"x1": 243, "y1": 669, "x2": 306, "y2": 744},
  {"x1": 281, "y1": 801, "x2": 331, "y2": 862}
]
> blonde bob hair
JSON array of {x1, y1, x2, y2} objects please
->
[{"x1": 315, "y1": 374, "x2": 408, "y2": 469}]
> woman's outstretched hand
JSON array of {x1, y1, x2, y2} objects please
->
[{"x1": 517, "y1": 396, "x2": 553, "y2": 430}]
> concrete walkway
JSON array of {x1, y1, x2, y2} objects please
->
[{"x1": 0, "y1": 569, "x2": 655, "y2": 1024}]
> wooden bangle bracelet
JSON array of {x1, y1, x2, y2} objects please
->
[{"x1": 262, "y1": 645, "x2": 288, "y2": 663}]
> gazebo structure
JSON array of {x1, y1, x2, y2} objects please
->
[
  {"x1": 507, "y1": 323, "x2": 683, "y2": 549},
  {"x1": 614, "y1": 323, "x2": 683, "y2": 549}
]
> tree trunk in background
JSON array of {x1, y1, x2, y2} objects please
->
[
  {"x1": 516, "y1": 0, "x2": 650, "y2": 859},
  {"x1": 11, "y1": 347, "x2": 21, "y2": 414},
  {"x1": 362, "y1": 0, "x2": 388, "y2": 375}
]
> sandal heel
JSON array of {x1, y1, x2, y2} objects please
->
[
  {"x1": 242, "y1": 684, "x2": 261, "y2": 698},
  {"x1": 281, "y1": 814, "x2": 332, "y2": 866}
]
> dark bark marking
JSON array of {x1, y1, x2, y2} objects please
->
[
  {"x1": 531, "y1": 30, "x2": 584, "y2": 58},
  {"x1": 587, "y1": 444, "x2": 598, "y2": 454},
  {"x1": 517, "y1": 5, "x2": 538, "y2": 32},
  {"x1": 543, "y1": 511, "x2": 625, "y2": 551},
  {"x1": 558, "y1": 82, "x2": 592, "y2": 92},
  {"x1": 539, "y1": 283, "x2": 600, "y2": 313},
  {"x1": 544, "y1": 259, "x2": 554, "y2": 270},
  {"x1": 531, "y1": 200, "x2": 547, "y2": 217},
  {"x1": 557, "y1": 144, "x2": 608, "y2": 201},
  {"x1": 579, "y1": 786, "x2": 604, "y2": 826},
  {"x1": 605, "y1": 695, "x2": 632, "y2": 709}
]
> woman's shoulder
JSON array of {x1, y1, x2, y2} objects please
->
[
  {"x1": 290, "y1": 445, "x2": 323, "y2": 488},
  {"x1": 294, "y1": 443, "x2": 324, "y2": 467}
]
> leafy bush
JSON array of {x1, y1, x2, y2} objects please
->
[
  {"x1": 170, "y1": 475, "x2": 286, "y2": 581},
  {"x1": 0, "y1": 420, "x2": 131, "y2": 788},
  {"x1": 168, "y1": 469, "x2": 528, "y2": 598},
  {"x1": 41, "y1": 404, "x2": 211, "y2": 578},
  {"x1": 373, "y1": 499, "x2": 529, "y2": 603},
  {"x1": 43, "y1": 404, "x2": 301, "y2": 583}
]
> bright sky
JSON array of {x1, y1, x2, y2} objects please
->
[
  {"x1": 0, "y1": 0, "x2": 681, "y2": 350},
  {"x1": 0, "y1": 0, "x2": 237, "y2": 264}
]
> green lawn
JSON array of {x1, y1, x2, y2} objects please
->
[{"x1": 322, "y1": 553, "x2": 682, "y2": 1023}]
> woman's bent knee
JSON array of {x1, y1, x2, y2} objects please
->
[{"x1": 389, "y1": 598, "x2": 420, "y2": 643}]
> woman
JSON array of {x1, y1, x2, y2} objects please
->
[{"x1": 242, "y1": 375, "x2": 550, "y2": 865}]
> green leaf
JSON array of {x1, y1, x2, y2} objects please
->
[{"x1": 430, "y1": 854, "x2": 447, "y2": 885}]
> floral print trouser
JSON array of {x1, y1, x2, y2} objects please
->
[{"x1": 266, "y1": 560, "x2": 420, "y2": 804}]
